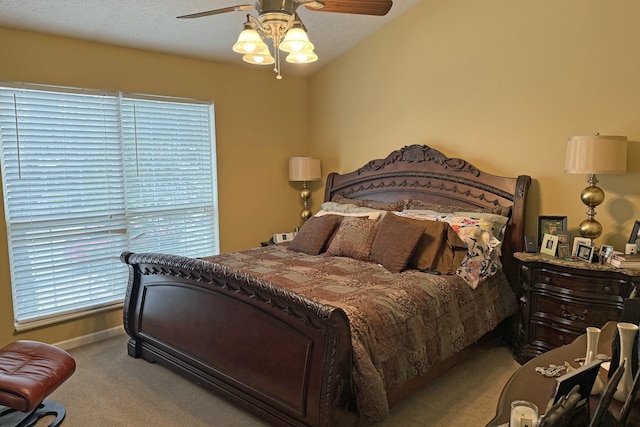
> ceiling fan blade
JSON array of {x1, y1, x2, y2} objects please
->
[
  {"x1": 307, "y1": 0, "x2": 393, "y2": 16},
  {"x1": 177, "y1": 4, "x2": 254, "y2": 19}
]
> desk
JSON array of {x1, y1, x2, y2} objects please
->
[{"x1": 488, "y1": 321, "x2": 632, "y2": 426}]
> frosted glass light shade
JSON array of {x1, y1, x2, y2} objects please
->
[
  {"x1": 242, "y1": 51, "x2": 275, "y2": 65},
  {"x1": 286, "y1": 50, "x2": 318, "y2": 64},
  {"x1": 233, "y1": 28, "x2": 267, "y2": 54},
  {"x1": 565, "y1": 135, "x2": 627, "y2": 174},
  {"x1": 289, "y1": 157, "x2": 321, "y2": 181},
  {"x1": 280, "y1": 27, "x2": 314, "y2": 53}
]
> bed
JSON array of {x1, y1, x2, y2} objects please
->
[{"x1": 122, "y1": 144, "x2": 531, "y2": 426}]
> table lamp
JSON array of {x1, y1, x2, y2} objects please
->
[
  {"x1": 289, "y1": 156, "x2": 321, "y2": 221},
  {"x1": 565, "y1": 134, "x2": 627, "y2": 239}
]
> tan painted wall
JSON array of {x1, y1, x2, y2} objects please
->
[
  {"x1": 3, "y1": 0, "x2": 640, "y2": 347},
  {"x1": 0, "y1": 27, "x2": 310, "y2": 346},
  {"x1": 309, "y1": 0, "x2": 640, "y2": 249}
]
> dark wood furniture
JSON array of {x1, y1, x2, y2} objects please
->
[
  {"x1": 489, "y1": 321, "x2": 635, "y2": 426},
  {"x1": 122, "y1": 145, "x2": 531, "y2": 427},
  {"x1": 514, "y1": 252, "x2": 640, "y2": 363}
]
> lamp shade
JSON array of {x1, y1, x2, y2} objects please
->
[
  {"x1": 279, "y1": 27, "x2": 314, "y2": 53},
  {"x1": 232, "y1": 26, "x2": 266, "y2": 54},
  {"x1": 289, "y1": 157, "x2": 321, "y2": 181},
  {"x1": 565, "y1": 135, "x2": 627, "y2": 174}
]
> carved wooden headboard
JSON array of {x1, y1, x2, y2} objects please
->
[{"x1": 324, "y1": 144, "x2": 531, "y2": 287}]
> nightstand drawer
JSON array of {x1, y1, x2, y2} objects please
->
[
  {"x1": 529, "y1": 320, "x2": 581, "y2": 350},
  {"x1": 530, "y1": 290, "x2": 620, "y2": 330},
  {"x1": 534, "y1": 268, "x2": 628, "y2": 298}
]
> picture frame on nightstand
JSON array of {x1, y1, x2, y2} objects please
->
[
  {"x1": 600, "y1": 245, "x2": 614, "y2": 263},
  {"x1": 576, "y1": 242, "x2": 595, "y2": 263},
  {"x1": 558, "y1": 244, "x2": 571, "y2": 259},
  {"x1": 538, "y1": 215, "x2": 567, "y2": 248},
  {"x1": 629, "y1": 220, "x2": 640, "y2": 251},
  {"x1": 572, "y1": 237, "x2": 592, "y2": 256},
  {"x1": 540, "y1": 233, "x2": 559, "y2": 256}
]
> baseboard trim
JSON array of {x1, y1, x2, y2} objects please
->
[{"x1": 55, "y1": 325, "x2": 126, "y2": 350}]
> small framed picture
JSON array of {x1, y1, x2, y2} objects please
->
[
  {"x1": 538, "y1": 216, "x2": 568, "y2": 247},
  {"x1": 576, "y1": 242, "x2": 595, "y2": 263},
  {"x1": 600, "y1": 245, "x2": 615, "y2": 263},
  {"x1": 558, "y1": 244, "x2": 571, "y2": 259},
  {"x1": 556, "y1": 233, "x2": 569, "y2": 245},
  {"x1": 540, "y1": 233, "x2": 560, "y2": 256},
  {"x1": 629, "y1": 220, "x2": 640, "y2": 251},
  {"x1": 572, "y1": 237, "x2": 592, "y2": 256}
]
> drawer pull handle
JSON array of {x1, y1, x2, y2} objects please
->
[
  {"x1": 561, "y1": 305, "x2": 587, "y2": 321},
  {"x1": 559, "y1": 334, "x2": 565, "y2": 344},
  {"x1": 603, "y1": 286, "x2": 612, "y2": 293}
]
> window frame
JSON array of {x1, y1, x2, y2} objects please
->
[{"x1": 0, "y1": 81, "x2": 219, "y2": 330}]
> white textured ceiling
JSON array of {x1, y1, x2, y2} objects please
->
[{"x1": 0, "y1": 0, "x2": 420, "y2": 76}]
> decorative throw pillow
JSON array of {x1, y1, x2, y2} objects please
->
[
  {"x1": 370, "y1": 213, "x2": 424, "y2": 273},
  {"x1": 326, "y1": 217, "x2": 380, "y2": 261},
  {"x1": 288, "y1": 215, "x2": 343, "y2": 255},
  {"x1": 392, "y1": 214, "x2": 468, "y2": 274},
  {"x1": 454, "y1": 211, "x2": 509, "y2": 241}
]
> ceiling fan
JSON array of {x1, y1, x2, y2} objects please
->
[{"x1": 177, "y1": 0, "x2": 394, "y2": 79}]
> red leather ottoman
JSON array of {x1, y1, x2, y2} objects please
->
[{"x1": 0, "y1": 340, "x2": 76, "y2": 426}]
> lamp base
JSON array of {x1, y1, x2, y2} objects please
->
[
  {"x1": 579, "y1": 218, "x2": 602, "y2": 240},
  {"x1": 300, "y1": 209, "x2": 312, "y2": 221},
  {"x1": 578, "y1": 175, "x2": 604, "y2": 240},
  {"x1": 299, "y1": 183, "x2": 312, "y2": 222}
]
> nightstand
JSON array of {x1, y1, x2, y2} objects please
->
[{"x1": 513, "y1": 252, "x2": 640, "y2": 363}]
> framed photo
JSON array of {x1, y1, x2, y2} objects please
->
[
  {"x1": 629, "y1": 220, "x2": 640, "y2": 251},
  {"x1": 576, "y1": 242, "x2": 595, "y2": 263},
  {"x1": 558, "y1": 244, "x2": 571, "y2": 259},
  {"x1": 538, "y1": 216, "x2": 568, "y2": 247},
  {"x1": 555, "y1": 233, "x2": 569, "y2": 245},
  {"x1": 572, "y1": 237, "x2": 592, "y2": 256},
  {"x1": 540, "y1": 233, "x2": 560, "y2": 256},
  {"x1": 600, "y1": 245, "x2": 614, "y2": 263}
]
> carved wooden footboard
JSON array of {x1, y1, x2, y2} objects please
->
[{"x1": 122, "y1": 252, "x2": 356, "y2": 427}]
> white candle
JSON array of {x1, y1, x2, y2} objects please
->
[{"x1": 510, "y1": 401, "x2": 539, "y2": 427}]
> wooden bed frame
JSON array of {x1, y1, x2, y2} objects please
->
[{"x1": 122, "y1": 144, "x2": 531, "y2": 426}]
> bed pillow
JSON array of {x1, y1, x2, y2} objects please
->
[
  {"x1": 287, "y1": 215, "x2": 343, "y2": 255},
  {"x1": 394, "y1": 215, "x2": 467, "y2": 274},
  {"x1": 403, "y1": 199, "x2": 510, "y2": 216},
  {"x1": 369, "y1": 213, "x2": 425, "y2": 273},
  {"x1": 443, "y1": 216, "x2": 503, "y2": 289},
  {"x1": 454, "y1": 211, "x2": 509, "y2": 242},
  {"x1": 326, "y1": 217, "x2": 380, "y2": 261},
  {"x1": 315, "y1": 209, "x2": 381, "y2": 220},
  {"x1": 320, "y1": 202, "x2": 386, "y2": 219},
  {"x1": 331, "y1": 194, "x2": 405, "y2": 212}
]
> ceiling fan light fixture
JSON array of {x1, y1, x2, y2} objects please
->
[
  {"x1": 232, "y1": 22, "x2": 266, "y2": 54},
  {"x1": 279, "y1": 27, "x2": 314, "y2": 53},
  {"x1": 286, "y1": 50, "x2": 318, "y2": 64},
  {"x1": 242, "y1": 50, "x2": 275, "y2": 65},
  {"x1": 179, "y1": 0, "x2": 394, "y2": 79}
]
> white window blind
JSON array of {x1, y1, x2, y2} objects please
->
[{"x1": 0, "y1": 83, "x2": 218, "y2": 329}]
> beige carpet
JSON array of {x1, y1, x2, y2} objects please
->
[{"x1": 37, "y1": 333, "x2": 520, "y2": 426}]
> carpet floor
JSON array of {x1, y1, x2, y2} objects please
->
[{"x1": 37, "y1": 333, "x2": 520, "y2": 426}]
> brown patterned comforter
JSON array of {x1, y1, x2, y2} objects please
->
[{"x1": 202, "y1": 244, "x2": 517, "y2": 425}]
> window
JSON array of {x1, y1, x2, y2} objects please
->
[{"x1": 0, "y1": 82, "x2": 219, "y2": 330}]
